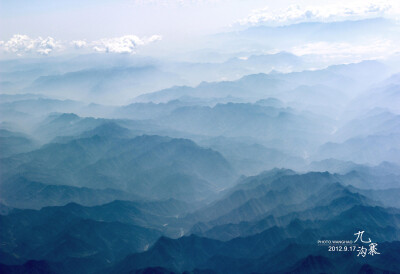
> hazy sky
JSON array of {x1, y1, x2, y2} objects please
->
[
  {"x1": 0, "y1": 0, "x2": 399, "y2": 58},
  {"x1": 2, "y1": 0, "x2": 397, "y2": 38}
]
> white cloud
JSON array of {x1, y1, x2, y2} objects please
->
[
  {"x1": 36, "y1": 36, "x2": 61, "y2": 55},
  {"x1": 1, "y1": 34, "x2": 62, "y2": 56},
  {"x1": 1, "y1": 34, "x2": 162, "y2": 56},
  {"x1": 91, "y1": 35, "x2": 162, "y2": 54},
  {"x1": 239, "y1": 1, "x2": 399, "y2": 26},
  {"x1": 290, "y1": 39, "x2": 399, "y2": 60},
  {"x1": 144, "y1": 35, "x2": 163, "y2": 43},
  {"x1": 71, "y1": 40, "x2": 87, "y2": 49}
]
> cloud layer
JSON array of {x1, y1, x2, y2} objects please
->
[
  {"x1": 1, "y1": 35, "x2": 62, "y2": 56},
  {"x1": 0, "y1": 34, "x2": 162, "y2": 56},
  {"x1": 239, "y1": 1, "x2": 399, "y2": 26},
  {"x1": 92, "y1": 35, "x2": 162, "y2": 54},
  {"x1": 71, "y1": 40, "x2": 87, "y2": 49},
  {"x1": 287, "y1": 39, "x2": 400, "y2": 63}
]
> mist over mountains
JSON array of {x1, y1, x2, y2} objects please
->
[{"x1": 1, "y1": 9, "x2": 400, "y2": 274}]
